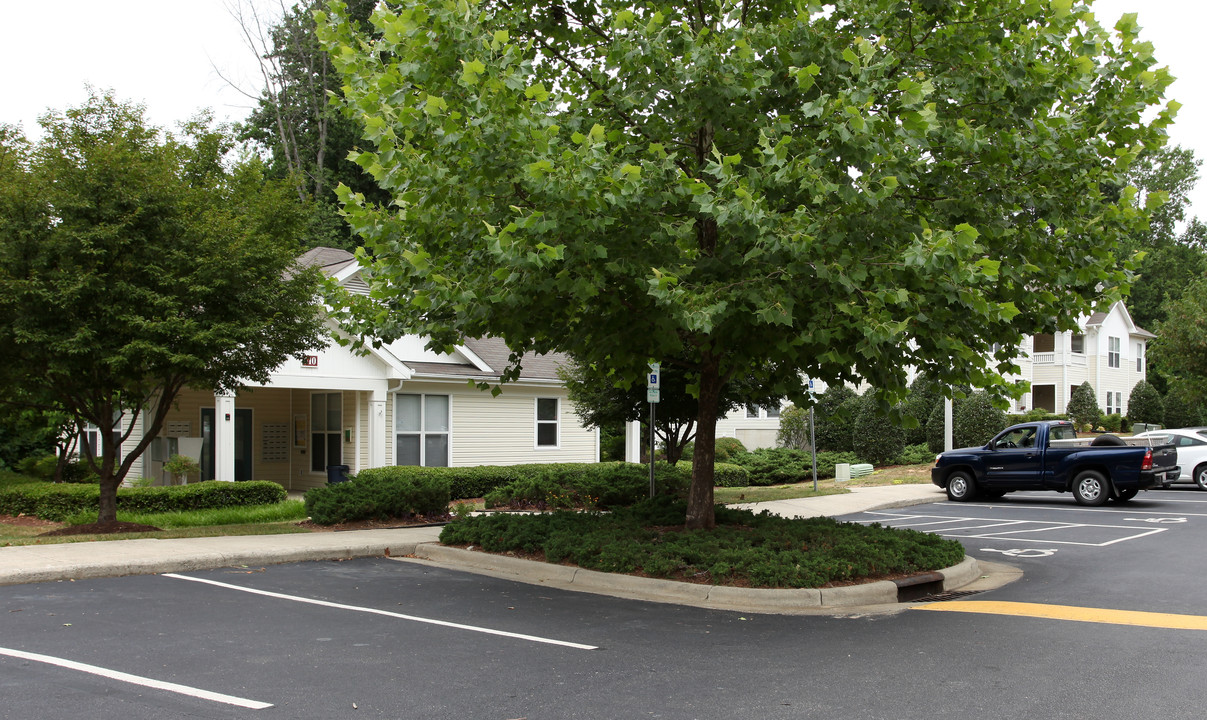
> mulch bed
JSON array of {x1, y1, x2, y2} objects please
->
[
  {"x1": 0, "y1": 514, "x2": 60, "y2": 529},
  {"x1": 40, "y1": 521, "x2": 163, "y2": 536}
]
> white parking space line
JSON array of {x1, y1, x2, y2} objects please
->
[
  {"x1": 862, "y1": 511, "x2": 1168, "y2": 547},
  {"x1": 0, "y1": 646, "x2": 273, "y2": 709},
  {"x1": 976, "y1": 495, "x2": 1207, "y2": 517},
  {"x1": 163, "y1": 573, "x2": 598, "y2": 651}
]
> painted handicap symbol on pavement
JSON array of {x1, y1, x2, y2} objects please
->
[
  {"x1": 980, "y1": 548, "x2": 1058, "y2": 558},
  {"x1": 1124, "y1": 517, "x2": 1186, "y2": 524}
]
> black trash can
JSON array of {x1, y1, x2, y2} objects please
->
[{"x1": 326, "y1": 464, "x2": 351, "y2": 484}]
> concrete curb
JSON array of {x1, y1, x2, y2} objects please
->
[
  {"x1": 406, "y1": 544, "x2": 982, "y2": 614},
  {"x1": 0, "y1": 528, "x2": 442, "y2": 587}
]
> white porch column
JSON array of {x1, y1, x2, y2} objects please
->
[
  {"x1": 216, "y1": 393, "x2": 236, "y2": 483},
  {"x1": 943, "y1": 397, "x2": 953, "y2": 452},
  {"x1": 369, "y1": 389, "x2": 387, "y2": 469},
  {"x1": 624, "y1": 420, "x2": 642, "y2": 463}
]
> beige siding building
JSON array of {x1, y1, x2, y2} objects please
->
[
  {"x1": 1008, "y1": 301, "x2": 1154, "y2": 416},
  {"x1": 121, "y1": 248, "x2": 598, "y2": 490}
]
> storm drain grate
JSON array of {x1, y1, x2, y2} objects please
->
[{"x1": 909, "y1": 589, "x2": 986, "y2": 603}]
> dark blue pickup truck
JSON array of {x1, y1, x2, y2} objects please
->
[{"x1": 931, "y1": 421, "x2": 1179, "y2": 505}]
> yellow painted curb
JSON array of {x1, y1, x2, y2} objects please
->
[{"x1": 915, "y1": 600, "x2": 1207, "y2": 631}]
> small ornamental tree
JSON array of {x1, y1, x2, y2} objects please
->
[
  {"x1": 1127, "y1": 380, "x2": 1165, "y2": 426},
  {"x1": 776, "y1": 403, "x2": 810, "y2": 451},
  {"x1": 1066, "y1": 382, "x2": 1103, "y2": 430},
  {"x1": 901, "y1": 375, "x2": 943, "y2": 446},
  {"x1": 812, "y1": 385, "x2": 859, "y2": 453},
  {"x1": 0, "y1": 95, "x2": 326, "y2": 523},
  {"x1": 851, "y1": 396, "x2": 905, "y2": 466}
]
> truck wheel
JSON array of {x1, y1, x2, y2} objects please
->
[
  {"x1": 1195, "y1": 465, "x2": 1207, "y2": 491},
  {"x1": 946, "y1": 471, "x2": 978, "y2": 502},
  {"x1": 1073, "y1": 470, "x2": 1109, "y2": 506},
  {"x1": 1114, "y1": 488, "x2": 1138, "y2": 502}
]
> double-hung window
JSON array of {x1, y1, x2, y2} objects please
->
[
  {"x1": 1108, "y1": 337, "x2": 1121, "y2": 369},
  {"x1": 311, "y1": 392, "x2": 342, "y2": 472},
  {"x1": 396, "y1": 394, "x2": 449, "y2": 466},
  {"x1": 536, "y1": 398, "x2": 559, "y2": 448},
  {"x1": 1136, "y1": 343, "x2": 1144, "y2": 372}
]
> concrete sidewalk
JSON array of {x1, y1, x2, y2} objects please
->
[{"x1": 0, "y1": 482, "x2": 1002, "y2": 613}]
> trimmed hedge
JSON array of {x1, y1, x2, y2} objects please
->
[
  {"x1": 483, "y1": 462, "x2": 690, "y2": 510},
  {"x1": 305, "y1": 467, "x2": 451, "y2": 525},
  {"x1": 0, "y1": 474, "x2": 287, "y2": 521},
  {"x1": 440, "y1": 497, "x2": 966, "y2": 589}
]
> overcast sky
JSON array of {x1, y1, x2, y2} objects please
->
[{"x1": 3, "y1": 0, "x2": 1203, "y2": 221}]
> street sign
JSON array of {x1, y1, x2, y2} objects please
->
[
  {"x1": 647, "y1": 387, "x2": 660, "y2": 403},
  {"x1": 647, "y1": 362, "x2": 660, "y2": 403}
]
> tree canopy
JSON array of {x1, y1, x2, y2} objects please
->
[
  {"x1": 319, "y1": 0, "x2": 1176, "y2": 528},
  {"x1": 235, "y1": 0, "x2": 387, "y2": 249},
  {"x1": 0, "y1": 94, "x2": 327, "y2": 522}
]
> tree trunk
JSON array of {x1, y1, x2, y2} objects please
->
[
  {"x1": 97, "y1": 477, "x2": 119, "y2": 524},
  {"x1": 97, "y1": 413, "x2": 120, "y2": 523},
  {"x1": 686, "y1": 357, "x2": 721, "y2": 530}
]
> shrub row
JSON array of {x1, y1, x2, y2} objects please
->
[
  {"x1": 727, "y1": 448, "x2": 861, "y2": 486},
  {"x1": 0, "y1": 475, "x2": 286, "y2": 521},
  {"x1": 439, "y1": 497, "x2": 966, "y2": 588}
]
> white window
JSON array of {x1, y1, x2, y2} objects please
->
[
  {"x1": 311, "y1": 392, "x2": 343, "y2": 472},
  {"x1": 1071, "y1": 334, "x2": 1084, "y2": 353},
  {"x1": 1108, "y1": 336, "x2": 1120, "y2": 369},
  {"x1": 1136, "y1": 343, "x2": 1144, "y2": 372},
  {"x1": 1105, "y1": 391, "x2": 1122, "y2": 416},
  {"x1": 395, "y1": 394, "x2": 449, "y2": 466},
  {"x1": 536, "y1": 398, "x2": 560, "y2": 448},
  {"x1": 746, "y1": 405, "x2": 760, "y2": 418}
]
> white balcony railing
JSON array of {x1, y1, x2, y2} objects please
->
[{"x1": 1031, "y1": 352, "x2": 1088, "y2": 366}]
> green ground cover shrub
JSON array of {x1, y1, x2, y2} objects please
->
[
  {"x1": 0, "y1": 475, "x2": 287, "y2": 521},
  {"x1": 894, "y1": 444, "x2": 934, "y2": 466},
  {"x1": 440, "y1": 497, "x2": 965, "y2": 588}
]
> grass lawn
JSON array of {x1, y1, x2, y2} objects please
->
[
  {"x1": 0, "y1": 502, "x2": 311, "y2": 546},
  {"x1": 714, "y1": 462, "x2": 933, "y2": 504}
]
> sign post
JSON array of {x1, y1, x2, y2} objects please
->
[
  {"x1": 808, "y1": 379, "x2": 818, "y2": 492},
  {"x1": 647, "y1": 362, "x2": 660, "y2": 498}
]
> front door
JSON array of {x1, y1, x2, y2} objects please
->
[{"x1": 201, "y1": 408, "x2": 253, "y2": 481}]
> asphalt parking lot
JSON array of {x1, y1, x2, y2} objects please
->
[
  {"x1": 4, "y1": 489, "x2": 1207, "y2": 719},
  {"x1": 850, "y1": 487, "x2": 1207, "y2": 614}
]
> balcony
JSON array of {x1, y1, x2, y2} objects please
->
[{"x1": 1031, "y1": 352, "x2": 1088, "y2": 366}]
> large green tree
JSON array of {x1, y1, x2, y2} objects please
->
[
  {"x1": 319, "y1": 0, "x2": 1175, "y2": 528},
  {"x1": 0, "y1": 94, "x2": 327, "y2": 523},
  {"x1": 1150, "y1": 277, "x2": 1207, "y2": 404}
]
